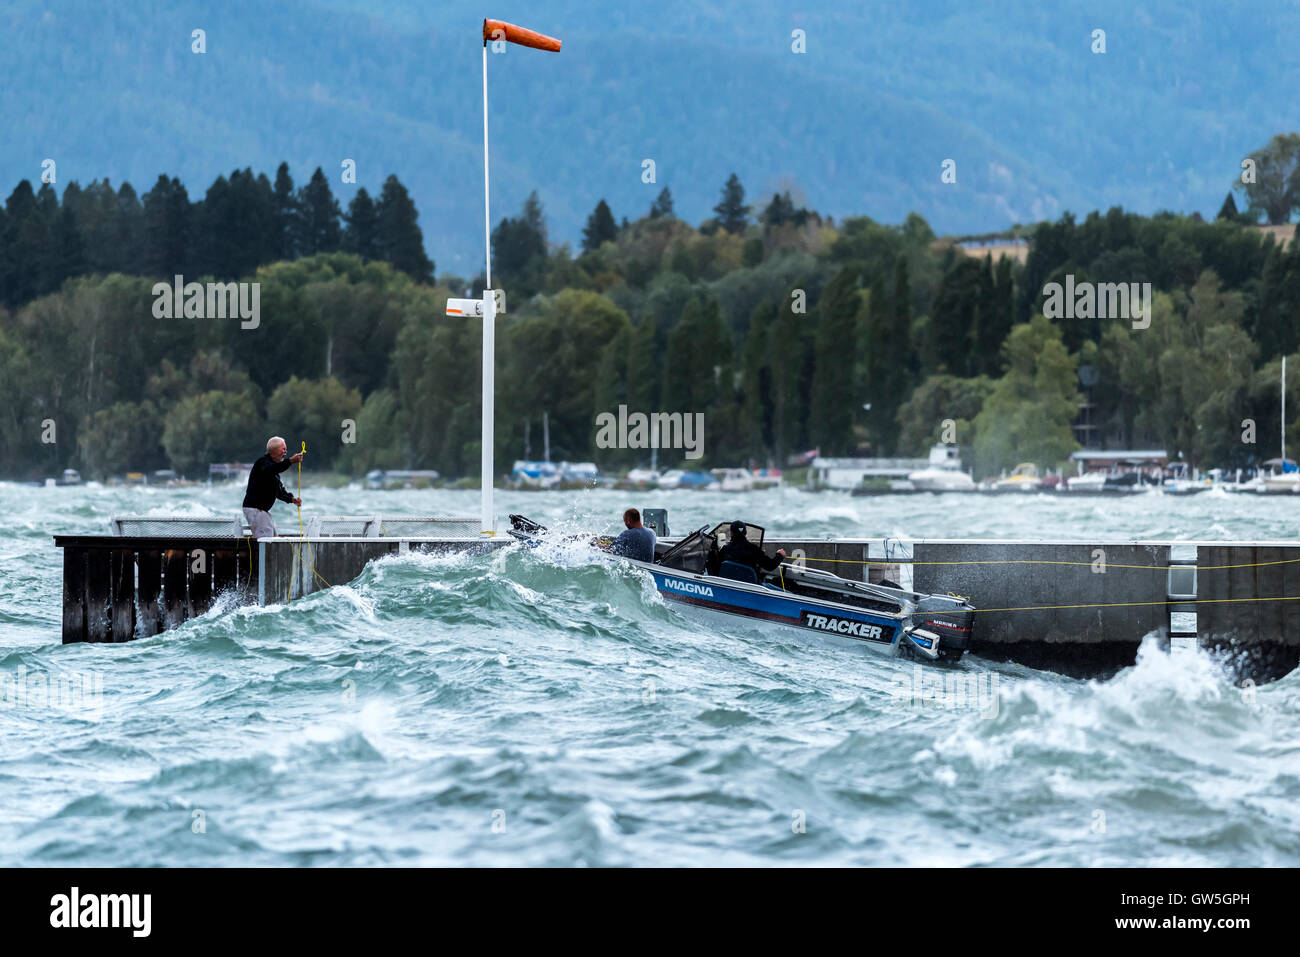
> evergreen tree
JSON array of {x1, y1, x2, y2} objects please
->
[
  {"x1": 196, "y1": 174, "x2": 236, "y2": 278},
  {"x1": 141, "y1": 174, "x2": 194, "y2": 278},
  {"x1": 112, "y1": 182, "x2": 145, "y2": 275},
  {"x1": 663, "y1": 297, "x2": 701, "y2": 412},
  {"x1": 237, "y1": 169, "x2": 279, "y2": 273},
  {"x1": 343, "y1": 187, "x2": 379, "y2": 262},
  {"x1": 491, "y1": 191, "x2": 547, "y2": 298},
  {"x1": 969, "y1": 256, "x2": 1010, "y2": 373},
  {"x1": 713, "y1": 173, "x2": 750, "y2": 234},
  {"x1": 626, "y1": 316, "x2": 658, "y2": 412},
  {"x1": 52, "y1": 194, "x2": 86, "y2": 286},
  {"x1": 761, "y1": 191, "x2": 807, "y2": 232},
  {"x1": 1216, "y1": 192, "x2": 1239, "y2": 221},
  {"x1": 649, "y1": 187, "x2": 674, "y2": 219},
  {"x1": 581, "y1": 199, "x2": 618, "y2": 253},
  {"x1": 928, "y1": 257, "x2": 991, "y2": 376},
  {"x1": 34, "y1": 182, "x2": 62, "y2": 295},
  {"x1": 810, "y1": 266, "x2": 861, "y2": 454},
  {"x1": 375, "y1": 174, "x2": 433, "y2": 282},
  {"x1": 2, "y1": 181, "x2": 50, "y2": 306},
  {"x1": 741, "y1": 299, "x2": 776, "y2": 456},
  {"x1": 273, "y1": 162, "x2": 299, "y2": 261},
  {"x1": 768, "y1": 284, "x2": 812, "y2": 460},
  {"x1": 861, "y1": 259, "x2": 914, "y2": 453},
  {"x1": 296, "y1": 167, "x2": 341, "y2": 255}
]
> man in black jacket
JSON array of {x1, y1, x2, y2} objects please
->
[
  {"x1": 242, "y1": 436, "x2": 304, "y2": 538},
  {"x1": 708, "y1": 521, "x2": 786, "y2": 577}
]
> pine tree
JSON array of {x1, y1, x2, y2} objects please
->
[
  {"x1": 375, "y1": 174, "x2": 433, "y2": 282},
  {"x1": 713, "y1": 173, "x2": 750, "y2": 234},
  {"x1": 296, "y1": 167, "x2": 341, "y2": 255},
  {"x1": 273, "y1": 162, "x2": 298, "y2": 261},
  {"x1": 113, "y1": 182, "x2": 145, "y2": 276},
  {"x1": 769, "y1": 284, "x2": 810, "y2": 461},
  {"x1": 861, "y1": 258, "x2": 915, "y2": 453},
  {"x1": 141, "y1": 174, "x2": 194, "y2": 278},
  {"x1": 197, "y1": 174, "x2": 235, "y2": 278},
  {"x1": 810, "y1": 266, "x2": 861, "y2": 454},
  {"x1": 3, "y1": 181, "x2": 51, "y2": 305},
  {"x1": 343, "y1": 187, "x2": 379, "y2": 262},
  {"x1": 491, "y1": 192, "x2": 547, "y2": 297},
  {"x1": 52, "y1": 196, "x2": 86, "y2": 287},
  {"x1": 626, "y1": 316, "x2": 657, "y2": 412},
  {"x1": 581, "y1": 199, "x2": 618, "y2": 253},
  {"x1": 1216, "y1": 192, "x2": 1239, "y2": 221},
  {"x1": 649, "y1": 187, "x2": 674, "y2": 219},
  {"x1": 741, "y1": 299, "x2": 776, "y2": 456},
  {"x1": 241, "y1": 170, "x2": 279, "y2": 273}
]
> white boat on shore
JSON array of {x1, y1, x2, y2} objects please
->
[
  {"x1": 907, "y1": 445, "x2": 975, "y2": 491},
  {"x1": 1261, "y1": 459, "x2": 1300, "y2": 494}
]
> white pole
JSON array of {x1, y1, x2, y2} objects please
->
[
  {"x1": 481, "y1": 287, "x2": 496, "y2": 534},
  {"x1": 483, "y1": 43, "x2": 492, "y2": 288},
  {"x1": 1283, "y1": 355, "x2": 1288, "y2": 464},
  {"x1": 480, "y1": 41, "x2": 494, "y2": 535}
]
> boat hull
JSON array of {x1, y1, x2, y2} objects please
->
[{"x1": 639, "y1": 563, "x2": 959, "y2": 660}]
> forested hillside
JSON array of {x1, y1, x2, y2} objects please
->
[{"x1": 3, "y1": 153, "x2": 1299, "y2": 481}]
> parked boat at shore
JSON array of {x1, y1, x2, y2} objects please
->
[{"x1": 908, "y1": 444, "x2": 976, "y2": 491}]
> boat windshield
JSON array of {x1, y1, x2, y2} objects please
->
[
  {"x1": 709, "y1": 521, "x2": 764, "y2": 549},
  {"x1": 656, "y1": 526, "x2": 716, "y2": 573}
]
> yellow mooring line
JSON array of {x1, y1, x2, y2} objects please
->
[
  {"x1": 803, "y1": 556, "x2": 1300, "y2": 571},
  {"x1": 791, "y1": 553, "x2": 1300, "y2": 614},
  {"x1": 286, "y1": 441, "x2": 331, "y2": 604}
]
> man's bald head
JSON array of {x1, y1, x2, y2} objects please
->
[{"x1": 268, "y1": 436, "x2": 287, "y2": 461}]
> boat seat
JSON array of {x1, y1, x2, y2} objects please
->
[{"x1": 717, "y1": 561, "x2": 759, "y2": 584}]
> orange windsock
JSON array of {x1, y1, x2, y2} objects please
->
[{"x1": 482, "y1": 19, "x2": 561, "y2": 52}]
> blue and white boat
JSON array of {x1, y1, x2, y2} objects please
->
[{"x1": 509, "y1": 516, "x2": 975, "y2": 662}]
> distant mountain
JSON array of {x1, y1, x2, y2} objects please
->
[{"x1": 4, "y1": 0, "x2": 1297, "y2": 275}]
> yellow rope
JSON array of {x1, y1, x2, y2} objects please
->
[
  {"x1": 796, "y1": 555, "x2": 1300, "y2": 571},
  {"x1": 286, "y1": 441, "x2": 330, "y2": 604},
  {"x1": 974, "y1": 595, "x2": 1300, "y2": 614}
]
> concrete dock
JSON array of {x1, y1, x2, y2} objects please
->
[{"x1": 52, "y1": 522, "x2": 1300, "y2": 680}]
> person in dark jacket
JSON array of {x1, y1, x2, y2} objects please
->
[
  {"x1": 708, "y1": 520, "x2": 786, "y2": 577},
  {"x1": 242, "y1": 436, "x2": 304, "y2": 538}
]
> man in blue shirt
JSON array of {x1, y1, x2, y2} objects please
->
[{"x1": 610, "y1": 507, "x2": 656, "y2": 563}]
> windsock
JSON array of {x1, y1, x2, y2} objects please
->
[{"x1": 482, "y1": 19, "x2": 562, "y2": 52}]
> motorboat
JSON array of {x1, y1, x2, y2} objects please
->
[
  {"x1": 1065, "y1": 470, "x2": 1108, "y2": 491},
  {"x1": 907, "y1": 444, "x2": 975, "y2": 491},
  {"x1": 624, "y1": 468, "x2": 661, "y2": 486},
  {"x1": 1162, "y1": 462, "x2": 1209, "y2": 495},
  {"x1": 995, "y1": 463, "x2": 1041, "y2": 491},
  {"x1": 508, "y1": 515, "x2": 976, "y2": 662},
  {"x1": 1262, "y1": 465, "x2": 1300, "y2": 494},
  {"x1": 710, "y1": 468, "x2": 754, "y2": 492}
]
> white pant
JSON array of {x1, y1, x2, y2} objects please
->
[{"x1": 243, "y1": 507, "x2": 276, "y2": 539}]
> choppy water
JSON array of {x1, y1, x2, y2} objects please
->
[{"x1": 1, "y1": 482, "x2": 1298, "y2": 865}]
